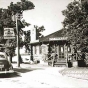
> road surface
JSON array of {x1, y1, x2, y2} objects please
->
[{"x1": 0, "y1": 64, "x2": 88, "y2": 88}]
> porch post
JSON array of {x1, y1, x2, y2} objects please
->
[
  {"x1": 30, "y1": 45, "x2": 33, "y2": 61},
  {"x1": 52, "y1": 44, "x2": 56, "y2": 67},
  {"x1": 52, "y1": 53, "x2": 55, "y2": 67},
  {"x1": 64, "y1": 44, "x2": 68, "y2": 67}
]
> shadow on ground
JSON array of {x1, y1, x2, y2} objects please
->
[
  {"x1": 0, "y1": 68, "x2": 41, "y2": 78},
  {"x1": 13, "y1": 67, "x2": 44, "y2": 73},
  {"x1": 0, "y1": 72, "x2": 21, "y2": 78},
  {"x1": 0, "y1": 68, "x2": 38, "y2": 78},
  {"x1": 0, "y1": 65, "x2": 44, "y2": 78}
]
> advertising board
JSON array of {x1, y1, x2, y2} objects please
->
[{"x1": 4, "y1": 28, "x2": 15, "y2": 39}]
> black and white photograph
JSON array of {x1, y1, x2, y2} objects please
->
[{"x1": 0, "y1": 0, "x2": 88, "y2": 88}]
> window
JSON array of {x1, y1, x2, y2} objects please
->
[
  {"x1": 59, "y1": 45, "x2": 64, "y2": 58},
  {"x1": 68, "y1": 45, "x2": 71, "y2": 53}
]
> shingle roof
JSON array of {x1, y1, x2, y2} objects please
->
[{"x1": 39, "y1": 29, "x2": 64, "y2": 42}]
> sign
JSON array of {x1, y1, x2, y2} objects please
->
[
  {"x1": 49, "y1": 37, "x2": 68, "y2": 41},
  {"x1": 4, "y1": 28, "x2": 15, "y2": 39}
]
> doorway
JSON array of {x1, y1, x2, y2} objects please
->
[
  {"x1": 59, "y1": 45, "x2": 64, "y2": 58},
  {"x1": 57, "y1": 45, "x2": 65, "y2": 61}
]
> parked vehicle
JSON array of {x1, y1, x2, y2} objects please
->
[{"x1": 0, "y1": 52, "x2": 14, "y2": 74}]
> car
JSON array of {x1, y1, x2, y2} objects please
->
[{"x1": 0, "y1": 52, "x2": 14, "y2": 74}]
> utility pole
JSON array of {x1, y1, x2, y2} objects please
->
[{"x1": 16, "y1": 13, "x2": 20, "y2": 67}]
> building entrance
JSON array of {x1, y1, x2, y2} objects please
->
[{"x1": 57, "y1": 45, "x2": 65, "y2": 61}]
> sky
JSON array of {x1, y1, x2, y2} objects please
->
[{"x1": 0, "y1": 0, "x2": 74, "y2": 36}]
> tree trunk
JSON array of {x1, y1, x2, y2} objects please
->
[
  {"x1": 19, "y1": 54, "x2": 23, "y2": 63},
  {"x1": 8, "y1": 56, "x2": 11, "y2": 63},
  {"x1": 10, "y1": 54, "x2": 12, "y2": 63}
]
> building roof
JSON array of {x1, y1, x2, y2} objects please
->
[
  {"x1": 39, "y1": 29, "x2": 66, "y2": 42},
  {"x1": 29, "y1": 29, "x2": 67, "y2": 45}
]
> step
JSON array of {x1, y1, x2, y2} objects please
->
[
  {"x1": 54, "y1": 61, "x2": 66, "y2": 66},
  {"x1": 54, "y1": 62, "x2": 66, "y2": 64},
  {"x1": 54, "y1": 63, "x2": 66, "y2": 65}
]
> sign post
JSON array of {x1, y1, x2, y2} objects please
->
[{"x1": 16, "y1": 13, "x2": 20, "y2": 67}]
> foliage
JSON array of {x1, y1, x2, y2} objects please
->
[
  {"x1": 24, "y1": 30, "x2": 30, "y2": 43},
  {"x1": 22, "y1": 19, "x2": 31, "y2": 27},
  {"x1": 0, "y1": 0, "x2": 34, "y2": 30},
  {"x1": 34, "y1": 25, "x2": 45, "y2": 39},
  {"x1": 0, "y1": 0, "x2": 35, "y2": 34},
  {"x1": 62, "y1": 0, "x2": 88, "y2": 52},
  {"x1": 0, "y1": 0, "x2": 35, "y2": 55},
  {"x1": 8, "y1": 0, "x2": 35, "y2": 15},
  {"x1": 5, "y1": 39, "x2": 16, "y2": 56},
  {"x1": 23, "y1": 30, "x2": 30, "y2": 52}
]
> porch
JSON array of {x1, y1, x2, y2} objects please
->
[{"x1": 30, "y1": 30, "x2": 73, "y2": 66}]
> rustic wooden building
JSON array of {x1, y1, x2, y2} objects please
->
[{"x1": 30, "y1": 29, "x2": 73, "y2": 66}]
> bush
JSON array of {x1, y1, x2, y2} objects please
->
[{"x1": 78, "y1": 60, "x2": 86, "y2": 67}]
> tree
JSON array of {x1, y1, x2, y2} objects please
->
[
  {"x1": 0, "y1": 0, "x2": 35, "y2": 62},
  {"x1": 0, "y1": 0, "x2": 35, "y2": 38},
  {"x1": 5, "y1": 39, "x2": 16, "y2": 63},
  {"x1": 34, "y1": 25, "x2": 45, "y2": 39},
  {"x1": 62, "y1": 0, "x2": 88, "y2": 52},
  {"x1": 8, "y1": 0, "x2": 35, "y2": 15}
]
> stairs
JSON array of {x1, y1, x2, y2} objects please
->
[
  {"x1": 54, "y1": 61, "x2": 66, "y2": 67},
  {"x1": 48, "y1": 60, "x2": 67, "y2": 67}
]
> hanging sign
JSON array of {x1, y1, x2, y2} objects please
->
[{"x1": 4, "y1": 28, "x2": 15, "y2": 39}]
